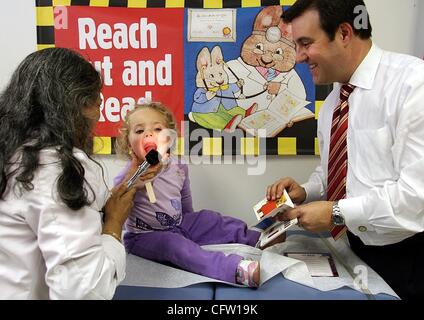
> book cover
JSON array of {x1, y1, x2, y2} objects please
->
[
  {"x1": 258, "y1": 218, "x2": 298, "y2": 248},
  {"x1": 284, "y1": 252, "x2": 339, "y2": 277},
  {"x1": 252, "y1": 190, "x2": 298, "y2": 248},
  {"x1": 253, "y1": 189, "x2": 294, "y2": 223}
]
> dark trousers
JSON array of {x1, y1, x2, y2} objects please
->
[{"x1": 347, "y1": 231, "x2": 424, "y2": 300}]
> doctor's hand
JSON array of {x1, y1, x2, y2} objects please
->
[
  {"x1": 266, "y1": 177, "x2": 306, "y2": 205},
  {"x1": 278, "y1": 201, "x2": 334, "y2": 232},
  {"x1": 102, "y1": 182, "x2": 137, "y2": 239},
  {"x1": 266, "y1": 82, "x2": 281, "y2": 95}
]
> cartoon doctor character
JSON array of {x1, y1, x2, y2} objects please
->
[{"x1": 226, "y1": 6, "x2": 306, "y2": 114}]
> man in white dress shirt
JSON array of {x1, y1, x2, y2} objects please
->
[{"x1": 266, "y1": 0, "x2": 424, "y2": 299}]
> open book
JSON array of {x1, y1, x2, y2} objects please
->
[
  {"x1": 252, "y1": 189, "x2": 298, "y2": 248},
  {"x1": 238, "y1": 89, "x2": 313, "y2": 137}
]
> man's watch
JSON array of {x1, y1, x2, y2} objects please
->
[{"x1": 332, "y1": 201, "x2": 345, "y2": 226}]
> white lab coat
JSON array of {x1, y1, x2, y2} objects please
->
[
  {"x1": 0, "y1": 148, "x2": 126, "y2": 299},
  {"x1": 226, "y1": 57, "x2": 307, "y2": 111}
]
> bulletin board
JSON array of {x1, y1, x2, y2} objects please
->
[{"x1": 35, "y1": 0, "x2": 332, "y2": 156}]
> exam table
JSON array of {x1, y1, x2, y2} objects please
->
[{"x1": 113, "y1": 230, "x2": 399, "y2": 300}]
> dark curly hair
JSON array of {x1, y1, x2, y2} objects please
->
[{"x1": 0, "y1": 47, "x2": 103, "y2": 210}]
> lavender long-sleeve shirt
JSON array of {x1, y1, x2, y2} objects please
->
[{"x1": 114, "y1": 156, "x2": 193, "y2": 234}]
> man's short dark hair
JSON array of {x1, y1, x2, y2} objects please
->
[{"x1": 282, "y1": 0, "x2": 372, "y2": 41}]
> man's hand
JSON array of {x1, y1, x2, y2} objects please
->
[
  {"x1": 279, "y1": 201, "x2": 334, "y2": 232},
  {"x1": 266, "y1": 177, "x2": 306, "y2": 205}
]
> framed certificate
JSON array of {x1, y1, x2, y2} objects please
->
[{"x1": 187, "y1": 9, "x2": 236, "y2": 42}]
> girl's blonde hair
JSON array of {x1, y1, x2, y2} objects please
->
[{"x1": 116, "y1": 101, "x2": 178, "y2": 159}]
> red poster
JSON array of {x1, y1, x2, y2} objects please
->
[{"x1": 55, "y1": 6, "x2": 184, "y2": 137}]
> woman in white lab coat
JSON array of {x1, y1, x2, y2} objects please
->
[{"x1": 0, "y1": 48, "x2": 138, "y2": 299}]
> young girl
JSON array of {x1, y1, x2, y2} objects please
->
[{"x1": 114, "y1": 102, "x2": 261, "y2": 287}]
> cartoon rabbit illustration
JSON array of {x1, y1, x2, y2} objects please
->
[
  {"x1": 189, "y1": 46, "x2": 257, "y2": 132},
  {"x1": 226, "y1": 6, "x2": 307, "y2": 114}
]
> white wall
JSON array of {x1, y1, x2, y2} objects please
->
[
  {"x1": 365, "y1": 0, "x2": 420, "y2": 54},
  {"x1": 98, "y1": 155, "x2": 320, "y2": 225},
  {"x1": 1, "y1": 0, "x2": 422, "y2": 225},
  {"x1": 0, "y1": 0, "x2": 36, "y2": 88},
  {"x1": 415, "y1": 0, "x2": 424, "y2": 58}
]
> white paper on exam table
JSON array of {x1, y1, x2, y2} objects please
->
[{"x1": 121, "y1": 232, "x2": 398, "y2": 298}]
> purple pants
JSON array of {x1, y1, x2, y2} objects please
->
[{"x1": 124, "y1": 210, "x2": 260, "y2": 283}]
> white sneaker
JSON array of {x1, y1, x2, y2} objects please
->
[{"x1": 236, "y1": 259, "x2": 260, "y2": 287}]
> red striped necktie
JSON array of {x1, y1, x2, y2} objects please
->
[{"x1": 328, "y1": 84, "x2": 355, "y2": 240}]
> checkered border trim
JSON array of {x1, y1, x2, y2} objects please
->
[{"x1": 35, "y1": 0, "x2": 331, "y2": 155}]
